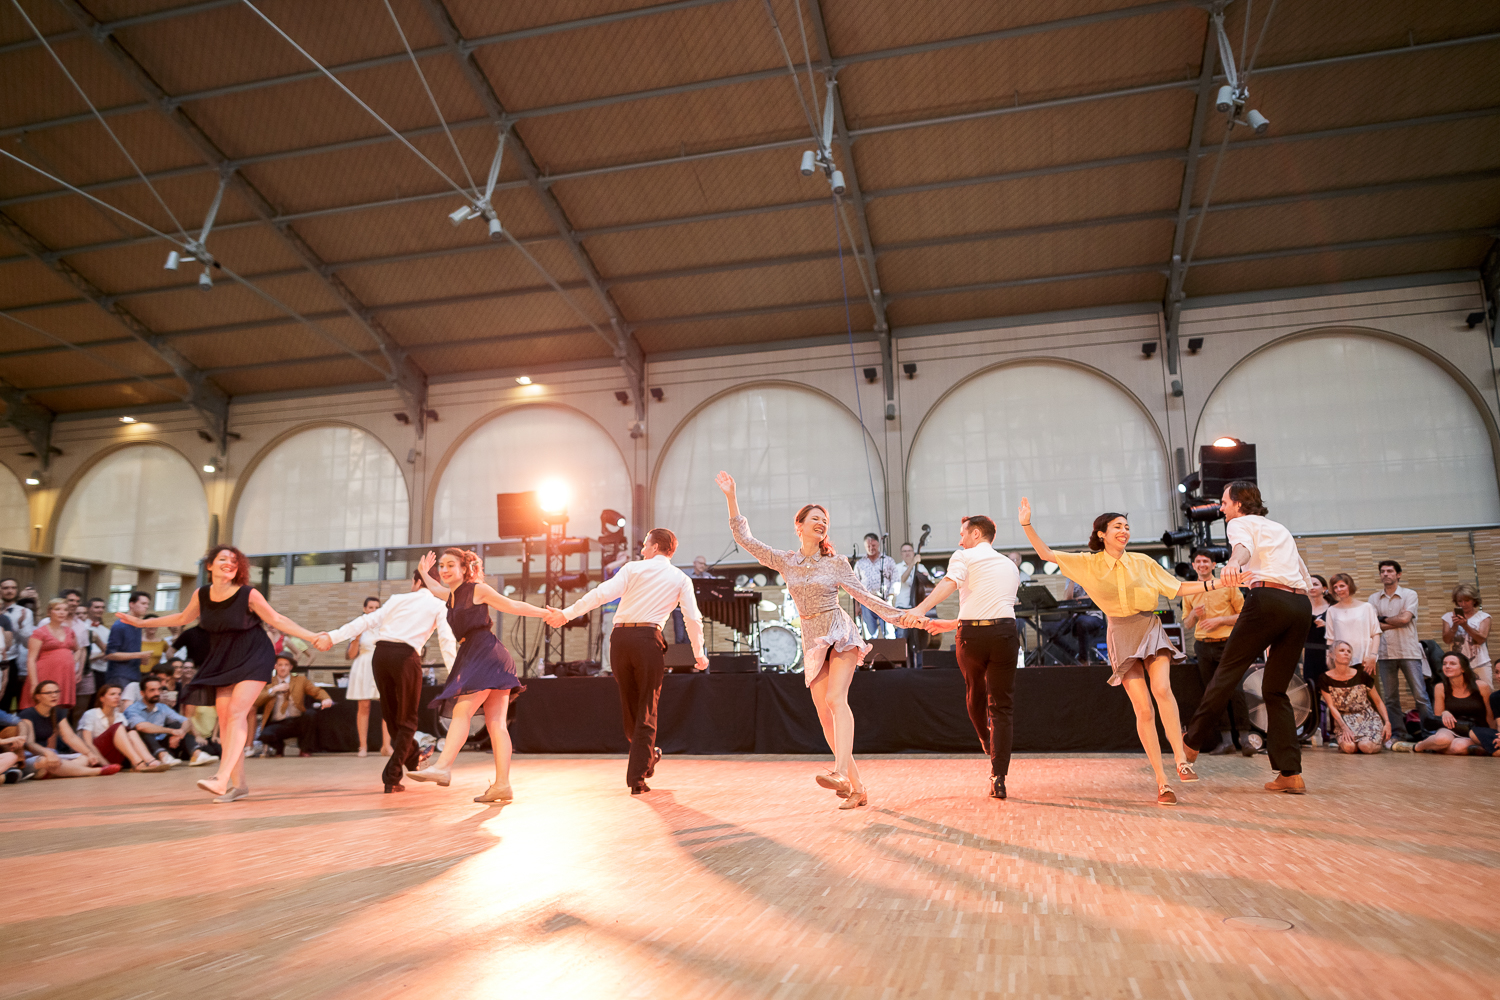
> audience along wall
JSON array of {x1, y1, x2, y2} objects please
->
[{"x1": 1, "y1": 275, "x2": 1495, "y2": 638}]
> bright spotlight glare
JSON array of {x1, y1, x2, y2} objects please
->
[
  {"x1": 515, "y1": 376, "x2": 532, "y2": 385},
  {"x1": 202, "y1": 464, "x2": 216, "y2": 473},
  {"x1": 1176, "y1": 482, "x2": 1187, "y2": 493},
  {"x1": 1212, "y1": 437, "x2": 1240, "y2": 448},
  {"x1": 537, "y1": 478, "x2": 570, "y2": 515},
  {"x1": 24, "y1": 476, "x2": 40, "y2": 485},
  {"x1": 119, "y1": 415, "x2": 137, "y2": 424}
]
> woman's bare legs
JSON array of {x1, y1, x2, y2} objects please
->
[
  {"x1": 1119, "y1": 664, "x2": 1169, "y2": 788},
  {"x1": 356, "y1": 700, "x2": 371, "y2": 753},
  {"x1": 1415, "y1": 730, "x2": 1456, "y2": 753},
  {"x1": 111, "y1": 726, "x2": 152, "y2": 768},
  {"x1": 481, "y1": 689, "x2": 512, "y2": 787},
  {"x1": 1144, "y1": 654, "x2": 1188, "y2": 768},
  {"x1": 205, "y1": 680, "x2": 264, "y2": 794},
  {"x1": 380, "y1": 719, "x2": 392, "y2": 755},
  {"x1": 1356, "y1": 739, "x2": 1382, "y2": 754},
  {"x1": 428, "y1": 691, "x2": 488, "y2": 772},
  {"x1": 810, "y1": 649, "x2": 863, "y2": 793}
]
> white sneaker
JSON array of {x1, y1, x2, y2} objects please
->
[
  {"x1": 188, "y1": 750, "x2": 219, "y2": 767},
  {"x1": 158, "y1": 754, "x2": 181, "y2": 768}
]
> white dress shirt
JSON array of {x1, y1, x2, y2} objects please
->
[
  {"x1": 564, "y1": 555, "x2": 705, "y2": 658},
  {"x1": 327, "y1": 590, "x2": 457, "y2": 668},
  {"x1": 1226, "y1": 514, "x2": 1312, "y2": 590},
  {"x1": 945, "y1": 542, "x2": 1021, "y2": 620}
]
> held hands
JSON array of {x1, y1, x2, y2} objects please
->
[
  {"x1": 715, "y1": 471, "x2": 736, "y2": 497},
  {"x1": 896, "y1": 611, "x2": 927, "y2": 630},
  {"x1": 542, "y1": 606, "x2": 568, "y2": 628},
  {"x1": 1217, "y1": 567, "x2": 1246, "y2": 588},
  {"x1": 312, "y1": 633, "x2": 334, "y2": 652}
]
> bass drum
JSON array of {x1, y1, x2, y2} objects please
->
[
  {"x1": 1240, "y1": 665, "x2": 1316, "y2": 738},
  {"x1": 758, "y1": 622, "x2": 803, "y2": 672}
]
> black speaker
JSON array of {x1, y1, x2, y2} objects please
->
[
  {"x1": 1198, "y1": 441, "x2": 1256, "y2": 498},
  {"x1": 496, "y1": 490, "x2": 544, "y2": 537},
  {"x1": 868, "y1": 638, "x2": 908, "y2": 668},
  {"x1": 707, "y1": 653, "x2": 757, "y2": 673}
]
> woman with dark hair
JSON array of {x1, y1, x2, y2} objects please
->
[
  {"x1": 115, "y1": 545, "x2": 322, "y2": 802},
  {"x1": 1409, "y1": 652, "x2": 1494, "y2": 755},
  {"x1": 1020, "y1": 501, "x2": 1226, "y2": 805},
  {"x1": 1320, "y1": 641, "x2": 1390, "y2": 754},
  {"x1": 1304, "y1": 574, "x2": 1330, "y2": 689},
  {"x1": 77, "y1": 682, "x2": 165, "y2": 771},
  {"x1": 20, "y1": 679, "x2": 121, "y2": 778},
  {"x1": 408, "y1": 547, "x2": 552, "y2": 802},
  {"x1": 716, "y1": 472, "x2": 913, "y2": 810}
]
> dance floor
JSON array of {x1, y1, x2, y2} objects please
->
[{"x1": 4, "y1": 751, "x2": 1497, "y2": 1000}]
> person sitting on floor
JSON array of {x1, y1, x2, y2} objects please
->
[
  {"x1": 1, "y1": 706, "x2": 25, "y2": 783},
  {"x1": 1319, "y1": 640, "x2": 1391, "y2": 754},
  {"x1": 1407, "y1": 652, "x2": 1494, "y2": 755},
  {"x1": 253, "y1": 652, "x2": 333, "y2": 758},
  {"x1": 77, "y1": 682, "x2": 168, "y2": 772},
  {"x1": 126, "y1": 674, "x2": 217, "y2": 767},
  {"x1": 20, "y1": 679, "x2": 121, "y2": 778}
]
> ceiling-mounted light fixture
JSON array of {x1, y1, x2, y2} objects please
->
[
  {"x1": 24, "y1": 471, "x2": 41, "y2": 486},
  {"x1": 119, "y1": 415, "x2": 136, "y2": 424},
  {"x1": 515, "y1": 376, "x2": 532, "y2": 385}
]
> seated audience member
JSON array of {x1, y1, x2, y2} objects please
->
[
  {"x1": 254, "y1": 652, "x2": 333, "y2": 758},
  {"x1": 1442, "y1": 584, "x2": 1492, "y2": 688},
  {"x1": 126, "y1": 674, "x2": 217, "y2": 766},
  {"x1": 20, "y1": 679, "x2": 121, "y2": 778},
  {"x1": 1408, "y1": 652, "x2": 1494, "y2": 755},
  {"x1": 175, "y1": 661, "x2": 222, "y2": 757},
  {"x1": 1320, "y1": 641, "x2": 1391, "y2": 754},
  {"x1": 1, "y1": 706, "x2": 25, "y2": 782},
  {"x1": 77, "y1": 682, "x2": 166, "y2": 772}
]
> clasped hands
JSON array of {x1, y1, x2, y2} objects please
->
[{"x1": 895, "y1": 610, "x2": 956, "y2": 634}]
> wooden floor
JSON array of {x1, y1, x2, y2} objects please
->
[{"x1": 3, "y1": 750, "x2": 1497, "y2": 1000}]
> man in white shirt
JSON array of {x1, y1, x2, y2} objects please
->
[
  {"x1": 1, "y1": 578, "x2": 35, "y2": 705},
  {"x1": 317, "y1": 571, "x2": 457, "y2": 792},
  {"x1": 898, "y1": 515, "x2": 1021, "y2": 800},
  {"x1": 549, "y1": 528, "x2": 707, "y2": 794},
  {"x1": 1183, "y1": 481, "x2": 1313, "y2": 794}
]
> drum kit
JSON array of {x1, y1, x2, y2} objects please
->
[{"x1": 730, "y1": 571, "x2": 803, "y2": 672}]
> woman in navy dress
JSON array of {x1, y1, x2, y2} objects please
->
[
  {"x1": 115, "y1": 545, "x2": 323, "y2": 803},
  {"x1": 407, "y1": 547, "x2": 554, "y2": 803}
]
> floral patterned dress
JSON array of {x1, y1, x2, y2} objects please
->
[
  {"x1": 1322, "y1": 669, "x2": 1385, "y2": 743},
  {"x1": 731, "y1": 515, "x2": 902, "y2": 686}
]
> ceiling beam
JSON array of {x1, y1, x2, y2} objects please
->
[
  {"x1": 418, "y1": 0, "x2": 648, "y2": 433},
  {"x1": 0, "y1": 375, "x2": 56, "y2": 474},
  {"x1": 52, "y1": 0, "x2": 430, "y2": 438}
]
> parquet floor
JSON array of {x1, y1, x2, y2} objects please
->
[{"x1": 2, "y1": 750, "x2": 1497, "y2": 1000}]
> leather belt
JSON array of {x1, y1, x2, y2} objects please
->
[
  {"x1": 959, "y1": 619, "x2": 1010, "y2": 627},
  {"x1": 1250, "y1": 581, "x2": 1308, "y2": 595},
  {"x1": 613, "y1": 622, "x2": 661, "y2": 629}
]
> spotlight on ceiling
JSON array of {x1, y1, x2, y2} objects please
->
[
  {"x1": 515, "y1": 376, "x2": 532, "y2": 385},
  {"x1": 649, "y1": 387, "x2": 665, "y2": 402},
  {"x1": 1467, "y1": 311, "x2": 1488, "y2": 329},
  {"x1": 488, "y1": 216, "x2": 503, "y2": 240},
  {"x1": 1212, "y1": 436, "x2": 1242, "y2": 448},
  {"x1": 198, "y1": 269, "x2": 213, "y2": 291},
  {"x1": 24, "y1": 471, "x2": 41, "y2": 486},
  {"x1": 165, "y1": 250, "x2": 182, "y2": 270},
  {"x1": 902, "y1": 362, "x2": 917, "y2": 379},
  {"x1": 119, "y1": 415, "x2": 136, "y2": 424},
  {"x1": 202, "y1": 463, "x2": 216, "y2": 474},
  {"x1": 448, "y1": 204, "x2": 475, "y2": 226},
  {"x1": 614, "y1": 390, "x2": 629, "y2": 405},
  {"x1": 830, "y1": 170, "x2": 846, "y2": 195},
  {"x1": 1215, "y1": 84, "x2": 1234, "y2": 113},
  {"x1": 799, "y1": 150, "x2": 816, "y2": 176},
  {"x1": 862, "y1": 367, "x2": 878, "y2": 384},
  {"x1": 1245, "y1": 109, "x2": 1269, "y2": 134},
  {"x1": 1186, "y1": 337, "x2": 1204, "y2": 353},
  {"x1": 1141, "y1": 341, "x2": 1158, "y2": 358}
]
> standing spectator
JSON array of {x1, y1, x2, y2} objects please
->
[
  {"x1": 1410, "y1": 652, "x2": 1493, "y2": 755},
  {"x1": 62, "y1": 591, "x2": 92, "y2": 722},
  {"x1": 20, "y1": 679, "x2": 120, "y2": 778},
  {"x1": 1323, "y1": 574, "x2": 1380, "y2": 675},
  {"x1": 83, "y1": 598, "x2": 110, "y2": 698},
  {"x1": 853, "y1": 533, "x2": 897, "y2": 639},
  {"x1": 22, "y1": 598, "x2": 83, "y2": 710},
  {"x1": 1320, "y1": 640, "x2": 1391, "y2": 754},
  {"x1": 104, "y1": 591, "x2": 155, "y2": 690},
  {"x1": 1304, "y1": 575, "x2": 1331, "y2": 692},
  {"x1": 139, "y1": 614, "x2": 169, "y2": 673},
  {"x1": 1369, "y1": 559, "x2": 1434, "y2": 737},
  {"x1": 254, "y1": 652, "x2": 333, "y2": 758},
  {"x1": 1443, "y1": 584, "x2": 1492, "y2": 688},
  {"x1": 1, "y1": 577, "x2": 36, "y2": 710},
  {"x1": 77, "y1": 682, "x2": 165, "y2": 771},
  {"x1": 1179, "y1": 551, "x2": 1247, "y2": 754},
  {"x1": 127, "y1": 675, "x2": 216, "y2": 766}
]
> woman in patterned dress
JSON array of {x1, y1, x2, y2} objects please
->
[
  {"x1": 1320, "y1": 640, "x2": 1391, "y2": 754},
  {"x1": 344, "y1": 596, "x2": 391, "y2": 758},
  {"x1": 717, "y1": 471, "x2": 902, "y2": 810}
]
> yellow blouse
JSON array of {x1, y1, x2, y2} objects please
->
[{"x1": 1052, "y1": 550, "x2": 1184, "y2": 618}]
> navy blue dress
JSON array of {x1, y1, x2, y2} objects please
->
[
  {"x1": 429, "y1": 582, "x2": 522, "y2": 716},
  {"x1": 181, "y1": 585, "x2": 275, "y2": 706}
]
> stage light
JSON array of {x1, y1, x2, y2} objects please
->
[
  {"x1": 24, "y1": 471, "x2": 40, "y2": 485},
  {"x1": 537, "y1": 478, "x2": 570, "y2": 516},
  {"x1": 862, "y1": 367, "x2": 878, "y2": 383},
  {"x1": 556, "y1": 537, "x2": 590, "y2": 556},
  {"x1": 1186, "y1": 337, "x2": 1204, "y2": 353},
  {"x1": 614, "y1": 390, "x2": 629, "y2": 405},
  {"x1": 830, "y1": 170, "x2": 846, "y2": 195},
  {"x1": 515, "y1": 376, "x2": 532, "y2": 385},
  {"x1": 1141, "y1": 341, "x2": 1158, "y2": 358},
  {"x1": 902, "y1": 363, "x2": 917, "y2": 379},
  {"x1": 1184, "y1": 501, "x2": 1223, "y2": 522},
  {"x1": 650, "y1": 387, "x2": 664, "y2": 402},
  {"x1": 1212, "y1": 437, "x2": 1240, "y2": 448},
  {"x1": 1161, "y1": 528, "x2": 1194, "y2": 547},
  {"x1": 448, "y1": 204, "x2": 474, "y2": 225},
  {"x1": 488, "y1": 216, "x2": 503, "y2": 240},
  {"x1": 202, "y1": 463, "x2": 216, "y2": 473},
  {"x1": 119, "y1": 415, "x2": 136, "y2": 424},
  {"x1": 165, "y1": 250, "x2": 181, "y2": 270},
  {"x1": 1215, "y1": 84, "x2": 1234, "y2": 112},
  {"x1": 557, "y1": 571, "x2": 590, "y2": 590},
  {"x1": 800, "y1": 150, "x2": 816, "y2": 176},
  {"x1": 198, "y1": 270, "x2": 213, "y2": 290},
  {"x1": 1245, "y1": 109, "x2": 1269, "y2": 134},
  {"x1": 1467, "y1": 311, "x2": 1488, "y2": 329}
]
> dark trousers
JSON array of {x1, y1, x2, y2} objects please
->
[
  {"x1": 1185, "y1": 588, "x2": 1311, "y2": 775},
  {"x1": 372, "y1": 640, "x2": 422, "y2": 786},
  {"x1": 260, "y1": 712, "x2": 318, "y2": 755},
  {"x1": 141, "y1": 730, "x2": 199, "y2": 761},
  {"x1": 1073, "y1": 615, "x2": 1106, "y2": 664},
  {"x1": 1194, "y1": 637, "x2": 1247, "y2": 748},
  {"x1": 955, "y1": 621, "x2": 1020, "y2": 777},
  {"x1": 610, "y1": 626, "x2": 667, "y2": 787}
]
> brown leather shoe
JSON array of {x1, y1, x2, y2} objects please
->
[
  {"x1": 1263, "y1": 773, "x2": 1306, "y2": 794},
  {"x1": 1183, "y1": 745, "x2": 1199, "y2": 764},
  {"x1": 1156, "y1": 786, "x2": 1177, "y2": 806}
]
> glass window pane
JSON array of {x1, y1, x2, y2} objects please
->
[{"x1": 55, "y1": 444, "x2": 210, "y2": 569}]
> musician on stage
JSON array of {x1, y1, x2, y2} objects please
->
[
  {"x1": 547, "y1": 529, "x2": 707, "y2": 794},
  {"x1": 898, "y1": 515, "x2": 1021, "y2": 800},
  {"x1": 894, "y1": 542, "x2": 933, "y2": 663},
  {"x1": 854, "y1": 534, "x2": 898, "y2": 640},
  {"x1": 1061, "y1": 578, "x2": 1106, "y2": 664},
  {"x1": 1183, "y1": 482, "x2": 1313, "y2": 793}
]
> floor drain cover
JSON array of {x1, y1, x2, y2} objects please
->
[{"x1": 1223, "y1": 916, "x2": 1294, "y2": 931}]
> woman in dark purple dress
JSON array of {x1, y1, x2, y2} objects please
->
[
  {"x1": 115, "y1": 545, "x2": 322, "y2": 803},
  {"x1": 407, "y1": 547, "x2": 554, "y2": 803}
]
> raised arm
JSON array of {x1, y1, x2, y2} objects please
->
[
  {"x1": 417, "y1": 551, "x2": 449, "y2": 600},
  {"x1": 246, "y1": 588, "x2": 320, "y2": 644},
  {"x1": 1017, "y1": 497, "x2": 1058, "y2": 563},
  {"x1": 115, "y1": 589, "x2": 201, "y2": 630},
  {"x1": 717, "y1": 471, "x2": 787, "y2": 572}
]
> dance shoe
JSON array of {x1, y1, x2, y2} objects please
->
[
  {"x1": 1263, "y1": 773, "x2": 1306, "y2": 794},
  {"x1": 474, "y1": 782, "x2": 514, "y2": 804},
  {"x1": 384, "y1": 782, "x2": 405, "y2": 794},
  {"x1": 1183, "y1": 745, "x2": 1199, "y2": 764},
  {"x1": 645, "y1": 746, "x2": 662, "y2": 779},
  {"x1": 990, "y1": 775, "x2": 1006, "y2": 799},
  {"x1": 815, "y1": 770, "x2": 852, "y2": 796},
  {"x1": 630, "y1": 781, "x2": 650, "y2": 795},
  {"x1": 99, "y1": 764, "x2": 122, "y2": 776},
  {"x1": 838, "y1": 787, "x2": 868, "y2": 809},
  {"x1": 213, "y1": 785, "x2": 250, "y2": 803},
  {"x1": 357, "y1": 748, "x2": 368, "y2": 758},
  {"x1": 196, "y1": 777, "x2": 229, "y2": 796},
  {"x1": 1176, "y1": 760, "x2": 1199, "y2": 782},
  {"x1": 407, "y1": 767, "x2": 451, "y2": 787},
  {"x1": 1156, "y1": 786, "x2": 1177, "y2": 806},
  {"x1": 299, "y1": 750, "x2": 313, "y2": 758}
]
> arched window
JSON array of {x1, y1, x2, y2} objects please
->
[
  {"x1": 0, "y1": 465, "x2": 28, "y2": 550},
  {"x1": 908, "y1": 362, "x2": 1170, "y2": 550},
  {"x1": 55, "y1": 444, "x2": 209, "y2": 569},
  {"x1": 1197, "y1": 332, "x2": 1500, "y2": 532},
  {"x1": 432, "y1": 406, "x2": 631, "y2": 543},
  {"x1": 234, "y1": 425, "x2": 409, "y2": 553},
  {"x1": 654, "y1": 384, "x2": 884, "y2": 563}
]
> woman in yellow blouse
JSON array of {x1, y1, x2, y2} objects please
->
[{"x1": 1019, "y1": 499, "x2": 1232, "y2": 805}]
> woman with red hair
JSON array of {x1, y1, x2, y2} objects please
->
[
  {"x1": 407, "y1": 547, "x2": 554, "y2": 803},
  {"x1": 716, "y1": 471, "x2": 901, "y2": 809},
  {"x1": 115, "y1": 545, "x2": 322, "y2": 802}
]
